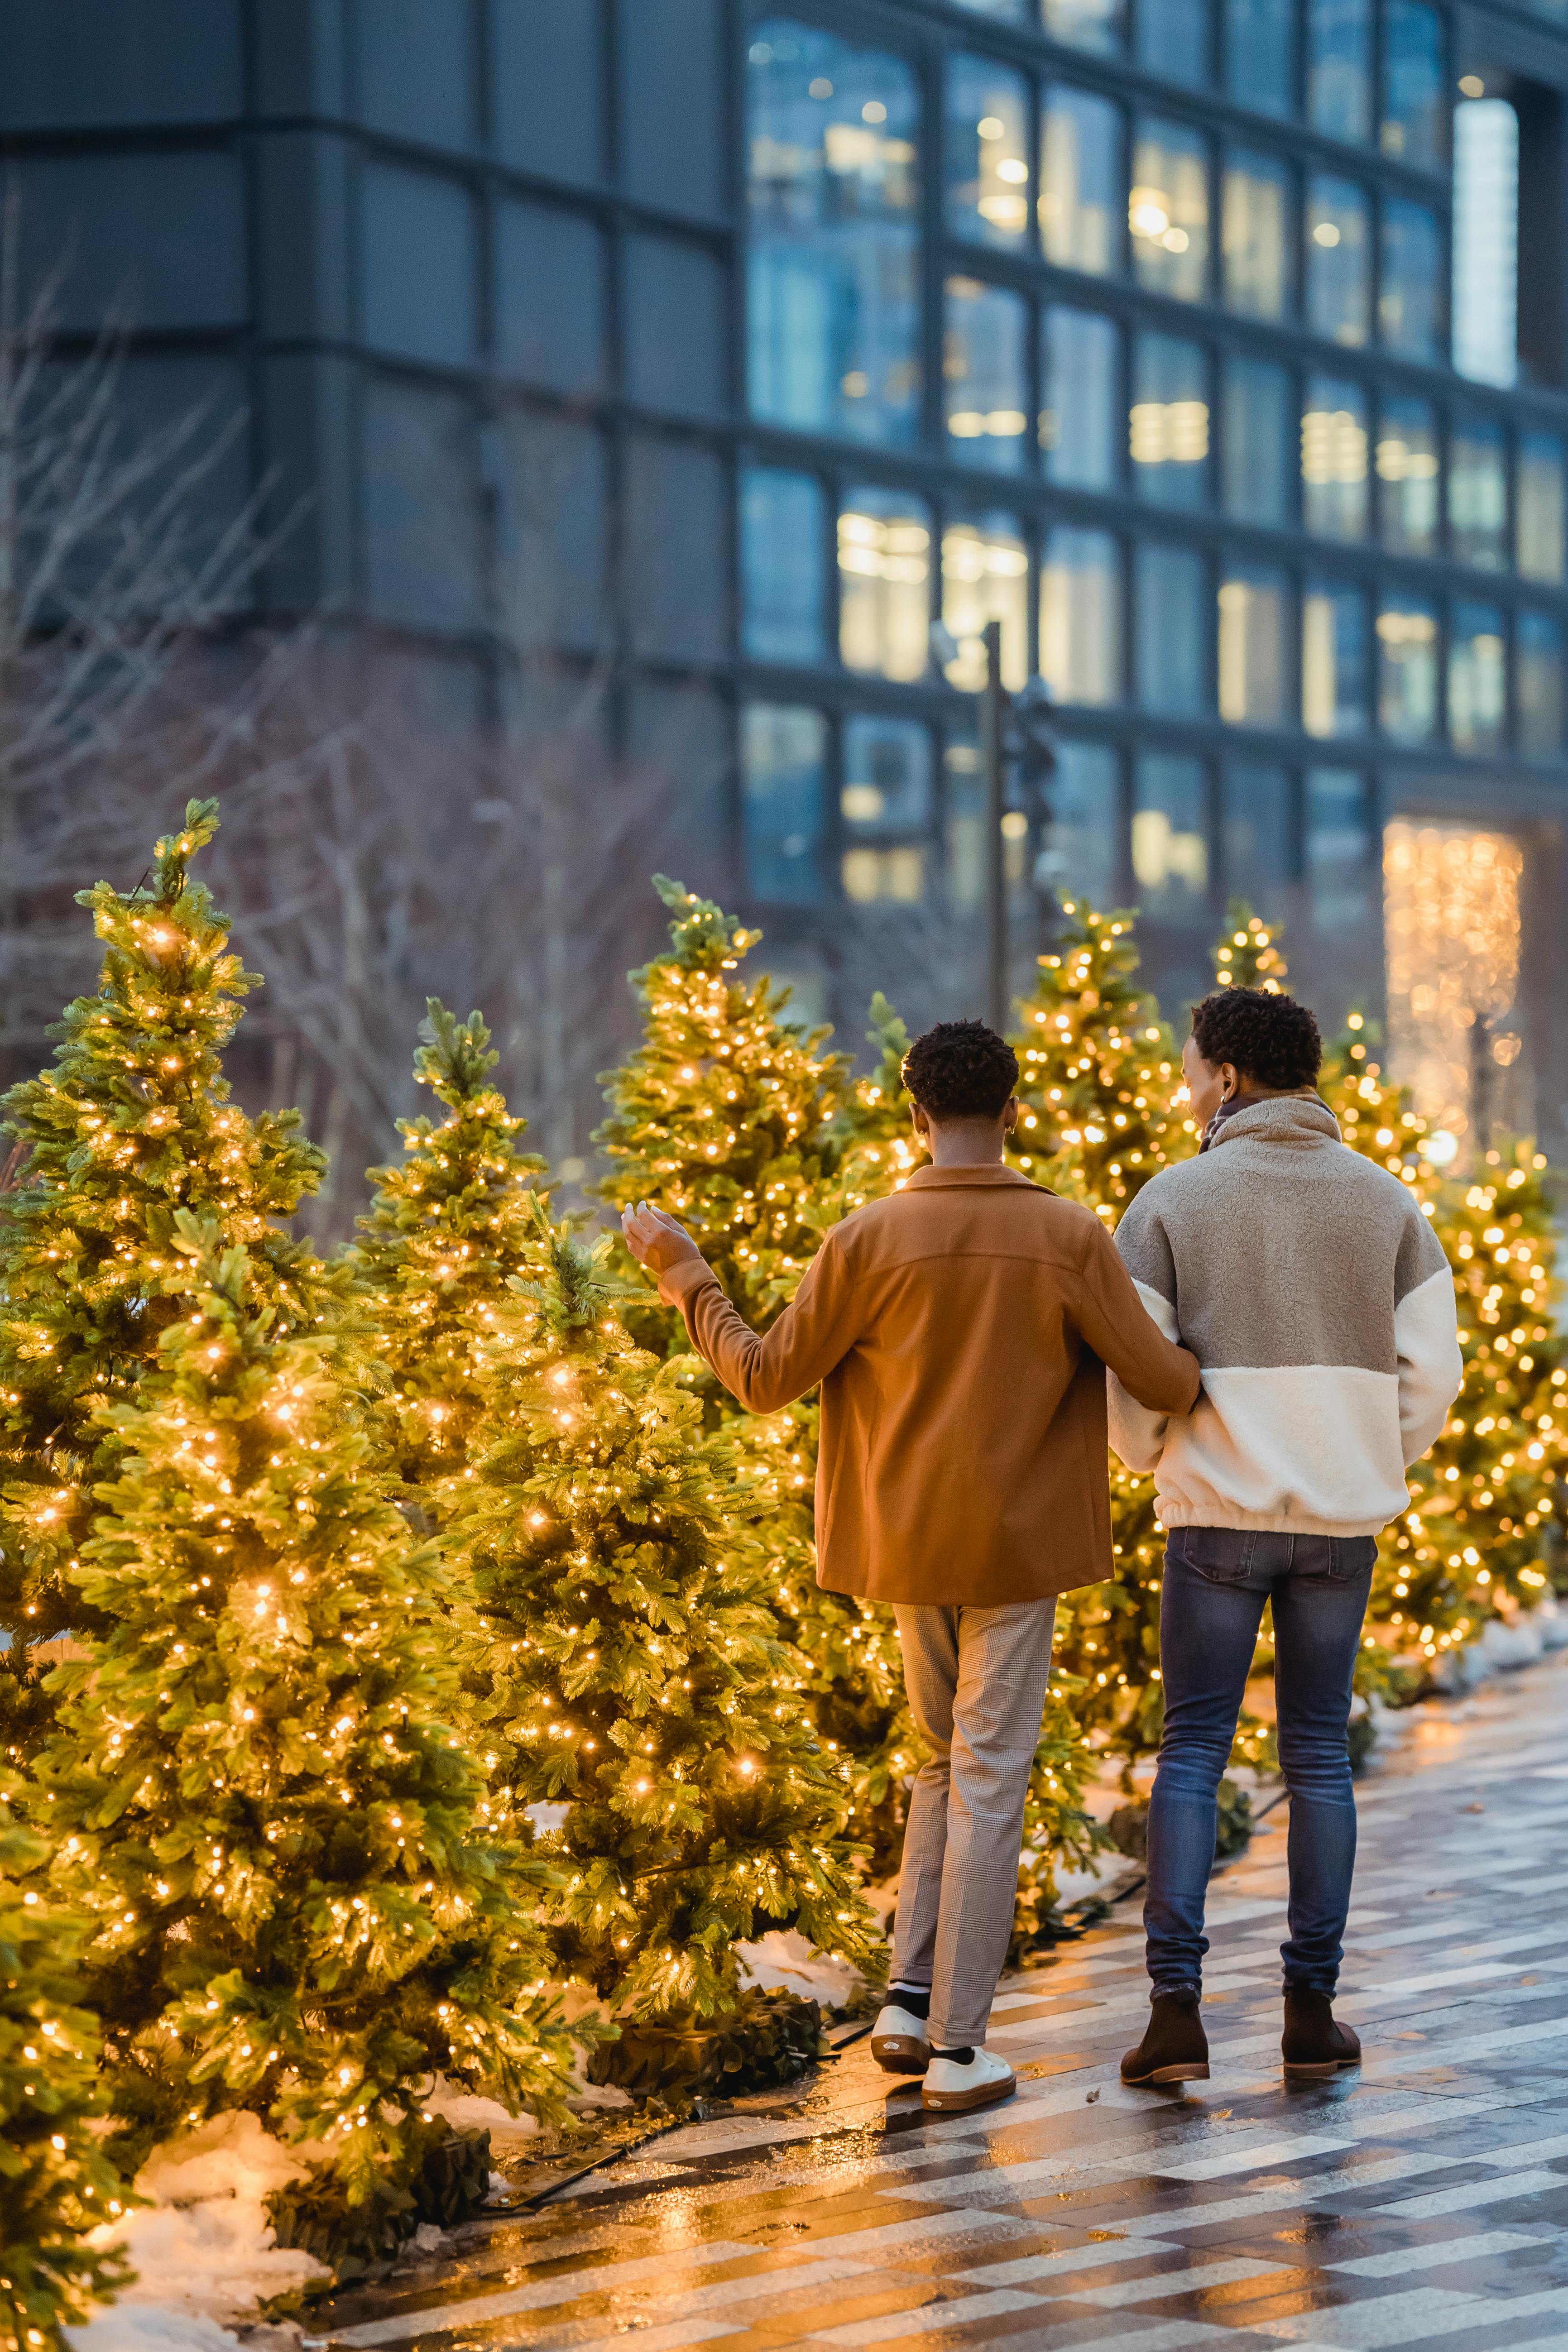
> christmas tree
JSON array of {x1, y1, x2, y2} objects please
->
[
  {"x1": 38, "y1": 1221, "x2": 575, "y2": 2191},
  {"x1": 1213, "y1": 903, "x2": 1289, "y2": 993},
  {"x1": 0, "y1": 801, "x2": 342, "y2": 1758},
  {"x1": 449, "y1": 1198, "x2": 877, "y2": 2031},
  {"x1": 1, "y1": 1772, "x2": 133, "y2": 2352}
]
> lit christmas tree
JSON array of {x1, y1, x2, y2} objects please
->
[
  {"x1": 1, "y1": 1772, "x2": 133, "y2": 2352},
  {"x1": 1213, "y1": 902, "x2": 1289, "y2": 993},
  {"x1": 0, "y1": 801, "x2": 342, "y2": 1758},
  {"x1": 39, "y1": 1223, "x2": 575, "y2": 2190},
  {"x1": 450, "y1": 1199, "x2": 876, "y2": 2032}
]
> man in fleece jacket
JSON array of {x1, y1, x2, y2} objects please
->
[{"x1": 1109, "y1": 985, "x2": 1462, "y2": 2086}]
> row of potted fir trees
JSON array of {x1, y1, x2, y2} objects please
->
[{"x1": 2, "y1": 805, "x2": 1563, "y2": 2348}]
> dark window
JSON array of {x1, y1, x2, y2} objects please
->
[
  {"x1": 1519, "y1": 433, "x2": 1567, "y2": 583},
  {"x1": 496, "y1": 413, "x2": 606, "y2": 654},
  {"x1": 1223, "y1": 765, "x2": 1293, "y2": 894},
  {"x1": 496, "y1": 202, "x2": 605, "y2": 393},
  {"x1": 493, "y1": 0, "x2": 602, "y2": 182},
  {"x1": 627, "y1": 438, "x2": 728, "y2": 661},
  {"x1": 1223, "y1": 355, "x2": 1290, "y2": 523},
  {"x1": 1138, "y1": 0, "x2": 1211, "y2": 91},
  {"x1": 0, "y1": 0, "x2": 240, "y2": 127},
  {"x1": 1136, "y1": 544, "x2": 1208, "y2": 713},
  {"x1": 1380, "y1": 199, "x2": 1441, "y2": 359},
  {"x1": 743, "y1": 703, "x2": 827, "y2": 902},
  {"x1": 1308, "y1": 0, "x2": 1370, "y2": 143},
  {"x1": 361, "y1": 164, "x2": 475, "y2": 364},
  {"x1": 113, "y1": 355, "x2": 252, "y2": 604},
  {"x1": 1225, "y1": 0, "x2": 1295, "y2": 120},
  {"x1": 625, "y1": 235, "x2": 727, "y2": 418},
  {"x1": 1518, "y1": 611, "x2": 1565, "y2": 757},
  {"x1": 363, "y1": 379, "x2": 482, "y2": 631},
  {"x1": 742, "y1": 468, "x2": 826, "y2": 662},
  {"x1": 14, "y1": 152, "x2": 244, "y2": 329},
  {"x1": 1305, "y1": 766, "x2": 1373, "y2": 929},
  {"x1": 1381, "y1": 0, "x2": 1443, "y2": 166},
  {"x1": 355, "y1": 0, "x2": 475, "y2": 147},
  {"x1": 622, "y1": 0, "x2": 723, "y2": 217},
  {"x1": 1042, "y1": 306, "x2": 1120, "y2": 489},
  {"x1": 1038, "y1": 741, "x2": 1120, "y2": 908},
  {"x1": 1307, "y1": 175, "x2": 1370, "y2": 346},
  {"x1": 1448, "y1": 601, "x2": 1506, "y2": 754},
  {"x1": 1450, "y1": 417, "x2": 1507, "y2": 570}
]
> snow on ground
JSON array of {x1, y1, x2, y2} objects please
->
[{"x1": 736, "y1": 1928, "x2": 867, "y2": 2011}]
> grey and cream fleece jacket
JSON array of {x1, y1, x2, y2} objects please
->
[{"x1": 1108, "y1": 1094, "x2": 1463, "y2": 1536}]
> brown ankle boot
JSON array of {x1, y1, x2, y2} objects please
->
[
  {"x1": 1121, "y1": 1989, "x2": 1210, "y2": 2086},
  {"x1": 1282, "y1": 1985, "x2": 1361, "y2": 2079}
]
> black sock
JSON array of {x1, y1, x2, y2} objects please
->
[
  {"x1": 932, "y1": 2045, "x2": 974, "y2": 2065},
  {"x1": 888, "y1": 1982, "x2": 931, "y2": 2022}
]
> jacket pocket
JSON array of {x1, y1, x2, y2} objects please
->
[{"x1": 1167, "y1": 1525, "x2": 1256, "y2": 1583}]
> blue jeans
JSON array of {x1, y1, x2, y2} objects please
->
[{"x1": 1145, "y1": 1527, "x2": 1376, "y2": 1999}]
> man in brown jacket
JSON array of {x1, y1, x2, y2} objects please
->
[{"x1": 623, "y1": 1020, "x2": 1199, "y2": 2115}]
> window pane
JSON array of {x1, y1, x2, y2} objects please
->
[
  {"x1": 1138, "y1": 0, "x2": 1210, "y2": 90},
  {"x1": 839, "y1": 488, "x2": 931, "y2": 679},
  {"x1": 843, "y1": 844, "x2": 930, "y2": 903},
  {"x1": 1042, "y1": 0, "x2": 1126, "y2": 55},
  {"x1": 1136, "y1": 543, "x2": 1208, "y2": 713},
  {"x1": 1518, "y1": 610, "x2": 1565, "y2": 757},
  {"x1": 1225, "y1": 0, "x2": 1295, "y2": 119},
  {"x1": 748, "y1": 24, "x2": 921, "y2": 445},
  {"x1": 1453, "y1": 100, "x2": 1518, "y2": 388},
  {"x1": 1223, "y1": 149, "x2": 1289, "y2": 317},
  {"x1": 1218, "y1": 567, "x2": 1287, "y2": 723},
  {"x1": 1041, "y1": 86, "x2": 1121, "y2": 273},
  {"x1": 1302, "y1": 376, "x2": 1368, "y2": 538},
  {"x1": 946, "y1": 53, "x2": 1031, "y2": 246},
  {"x1": 953, "y1": 0, "x2": 1025, "y2": 16},
  {"x1": 15, "y1": 152, "x2": 244, "y2": 330},
  {"x1": 1451, "y1": 418, "x2": 1507, "y2": 570},
  {"x1": 1131, "y1": 332, "x2": 1209, "y2": 508},
  {"x1": 1303, "y1": 580, "x2": 1370, "y2": 735},
  {"x1": 362, "y1": 165, "x2": 475, "y2": 364},
  {"x1": 1042, "y1": 306, "x2": 1119, "y2": 487},
  {"x1": 496, "y1": 201, "x2": 604, "y2": 392},
  {"x1": 1306, "y1": 175, "x2": 1369, "y2": 345},
  {"x1": 1131, "y1": 119, "x2": 1209, "y2": 299},
  {"x1": 627, "y1": 440, "x2": 727, "y2": 660},
  {"x1": 495, "y1": 0, "x2": 602, "y2": 182},
  {"x1": 843, "y1": 715, "x2": 932, "y2": 834},
  {"x1": 0, "y1": 0, "x2": 240, "y2": 127},
  {"x1": 1133, "y1": 753, "x2": 1209, "y2": 909},
  {"x1": 742, "y1": 468, "x2": 825, "y2": 662},
  {"x1": 364, "y1": 381, "x2": 481, "y2": 631},
  {"x1": 1306, "y1": 766, "x2": 1373, "y2": 929},
  {"x1": 356, "y1": 0, "x2": 473, "y2": 145},
  {"x1": 742, "y1": 703, "x2": 826, "y2": 904},
  {"x1": 1381, "y1": 0, "x2": 1443, "y2": 164},
  {"x1": 941, "y1": 514, "x2": 1030, "y2": 690},
  {"x1": 1380, "y1": 199, "x2": 1441, "y2": 359},
  {"x1": 497, "y1": 414, "x2": 605, "y2": 654},
  {"x1": 1308, "y1": 0, "x2": 1370, "y2": 141},
  {"x1": 626, "y1": 235, "x2": 726, "y2": 417},
  {"x1": 1038, "y1": 741, "x2": 1120, "y2": 907},
  {"x1": 1519, "y1": 433, "x2": 1566, "y2": 583},
  {"x1": 1224, "y1": 355, "x2": 1290, "y2": 522},
  {"x1": 1449, "y1": 601, "x2": 1506, "y2": 753},
  {"x1": 623, "y1": 0, "x2": 723, "y2": 217},
  {"x1": 945, "y1": 277, "x2": 1029, "y2": 469},
  {"x1": 1041, "y1": 528, "x2": 1121, "y2": 703},
  {"x1": 1373, "y1": 396, "x2": 1439, "y2": 556},
  {"x1": 1376, "y1": 594, "x2": 1439, "y2": 739},
  {"x1": 1224, "y1": 765, "x2": 1293, "y2": 895}
]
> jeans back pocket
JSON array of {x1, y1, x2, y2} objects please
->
[{"x1": 1167, "y1": 1525, "x2": 1256, "y2": 1582}]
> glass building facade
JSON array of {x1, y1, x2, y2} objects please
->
[{"x1": 4, "y1": 0, "x2": 1568, "y2": 1148}]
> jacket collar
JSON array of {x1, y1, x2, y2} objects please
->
[
  {"x1": 901, "y1": 1160, "x2": 1040, "y2": 1190},
  {"x1": 1207, "y1": 1093, "x2": 1343, "y2": 1152}
]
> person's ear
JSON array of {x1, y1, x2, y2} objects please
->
[
  {"x1": 1220, "y1": 1062, "x2": 1238, "y2": 1103},
  {"x1": 1002, "y1": 1097, "x2": 1020, "y2": 1130}
]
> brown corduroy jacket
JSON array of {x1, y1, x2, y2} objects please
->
[{"x1": 658, "y1": 1161, "x2": 1202, "y2": 1607}]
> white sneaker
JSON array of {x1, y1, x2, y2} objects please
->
[
  {"x1": 921, "y1": 2045, "x2": 1016, "y2": 2114},
  {"x1": 870, "y1": 2002, "x2": 930, "y2": 2075}
]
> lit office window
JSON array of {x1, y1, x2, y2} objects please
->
[
  {"x1": 1131, "y1": 120, "x2": 1208, "y2": 299},
  {"x1": 838, "y1": 489, "x2": 931, "y2": 679},
  {"x1": 1449, "y1": 602, "x2": 1506, "y2": 754},
  {"x1": 1218, "y1": 567, "x2": 1287, "y2": 724},
  {"x1": 1041, "y1": 527, "x2": 1121, "y2": 703},
  {"x1": 1380, "y1": 200, "x2": 1441, "y2": 359},
  {"x1": 1133, "y1": 754, "x2": 1209, "y2": 908},
  {"x1": 747, "y1": 24, "x2": 921, "y2": 446},
  {"x1": 941, "y1": 514, "x2": 1030, "y2": 690},
  {"x1": 741, "y1": 468, "x2": 825, "y2": 663},
  {"x1": 1040, "y1": 86, "x2": 1121, "y2": 273},
  {"x1": 1043, "y1": 0, "x2": 1126, "y2": 54},
  {"x1": 1375, "y1": 397, "x2": 1439, "y2": 556},
  {"x1": 1518, "y1": 433, "x2": 1567, "y2": 583},
  {"x1": 1224, "y1": 355, "x2": 1290, "y2": 523},
  {"x1": 1223, "y1": 150, "x2": 1289, "y2": 317},
  {"x1": 842, "y1": 716, "x2": 931, "y2": 903},
  {"x1": 1041, "y1": 305, "x2": 1120, "y2": 488},
  {"x1": 1131, "y1": 332, "x2": 1209, "y2": 509},
  {"x1": 1376, "y1": 595, "x2": 1439, "y2": 740},
  {"x1": 1450, "y1": 418, "x2": 1507, "y2": 571},
  {"x1": 1306, "y1": 176, "x2": 1369, "y2": 346},
  {"x1": 741, "y1": 702, "x2": 827, "y2": 903},
  {"x1": 946, "y1": 54, "x2": 1031, "y2": 246},
  {"x1": 945, "y1": 276, "x2": 1030, "y2": 469},
  {"x1": 1301, "y1": 377, "x2": 1369, "y2": 539},
  {"x1": 1381, "y1": 0, "x2": 1443, "y2": 163},
  {"x1": 1225, "y1": 0, "x2": 1295, "y2": 119},
  {"x1": 1303, "y1": 579, "x2": 1370, "y2": 736},
  {"x1": 1306, "y1": 767, "x2": 1374, "y2": 929},
  {"x1": 1308, "y1": 0, "x2": 1370, "y2": 143},
  {"x1": 1038, "y1": 742, "x2": 1120, "y2": 910},
  {"x1": 842, "y1": 844, "x2": 928, "y2": 903},
  {"x1": 1452, "y1": 99, "x2": 1518, "y2": 388},
  {"x1": 1136, "y1": 543, "x2": 1208, "y2": 714},
  {"x1": 1137, "y1": 0, "x2": 1209, "y2": 91},
  {"x1": 1223, "y1": 765, "x2": 1293, "y2": 896},
  {"x1": 1518, "y1": 611, "x2": 1565, "y2": 757}
]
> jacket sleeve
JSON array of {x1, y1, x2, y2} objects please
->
[
  {"x1": 1074, "y1": 1210, "x2": 1200, "y2": 1477},
  {"x1": 1094, "y1": 1193, "x2": 1196, "y2": 1473},
  {"x1": 1394, "y1": 1215, "x2": 1464, "y2": 1466},
  {"x1": 658, "y1": 1235, "x2": 864, "y2": 1413}
]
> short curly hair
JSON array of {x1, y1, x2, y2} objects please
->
[
  {"x1": 1190, "y1": 987, "x2": 1322, "y2": 1090},
  {"x1": 902, "y1": 1020, "x2": 1019, "y2": 1121}
]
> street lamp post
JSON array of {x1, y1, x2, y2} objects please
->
[{"x1": 981, "y1": 619, "x2": 1007, "y2": 1034}]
